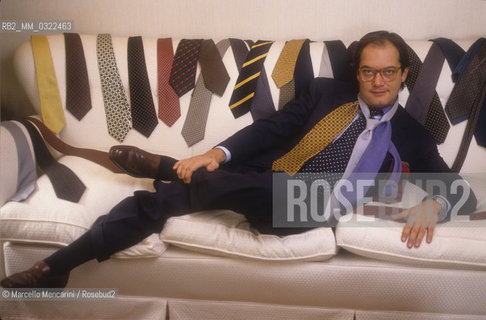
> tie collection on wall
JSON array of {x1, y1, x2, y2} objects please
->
[{"x1": 32, "y1": 34, "x2": 486, "y2": 155}]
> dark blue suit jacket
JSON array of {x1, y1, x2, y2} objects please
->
[{"x1": 219, "y1": 78, "x2": 477, "y2": 216}]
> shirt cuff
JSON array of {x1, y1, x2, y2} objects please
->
[{"x1": 214, "y1": 146, "x2": 231, "y2": 163}]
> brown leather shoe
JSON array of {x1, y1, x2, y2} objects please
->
[
  {"x1": 0, "y1": 261, "x2": 69, "y2": 288},
  {"x1": 109, "y1": 145, "x2": 161, "y2": 179}
]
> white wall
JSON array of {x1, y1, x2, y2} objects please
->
[{"x1": 1, "y1": 0, "x2": 485, "y2": 119}]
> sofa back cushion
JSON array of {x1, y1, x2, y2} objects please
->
[{"x1": 13, "y1": 35, "x2": 486, "y2": 173}]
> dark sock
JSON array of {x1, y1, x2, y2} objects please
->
[
  {"x1": 44, "y1": 231, "x2": 96, "y2": 276},
  {"x1": 157, "y1": 155, "x2": 179, "y2": 181}
]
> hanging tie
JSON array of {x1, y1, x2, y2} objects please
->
[
  {"x1": 293, "y1": 39, "x2": 314, "y2": 101},
  {"x1": 319, "y1": 42, "x2": 333, "y2": 78},
  {"x1": 405, "y1": 43, "x2": 446, "y2": 128},
  {"x1": 64, "y1": 33, "x2": 92, "y2": 120},
  {"x1": 229, "y1": 38, "x2": 275, "y2": 120},
  {"x1": 198, "y1": 39, "x2": 230, "y2": 96},
  {"x1": 445, "y1": 39, "x2": 486, "y2": 123},
  {"x1": 447, "y1": 41, "x2": 486, "y2": 171},
  {"x1": 324, "y1": 40, "x2": 352, "y2": 82},
  {"x1": 228, "y1": 40, "x2": 274, "y2": 118},
  {"x1": 272, "y1": 39, "x2": 306, "y2": 109},
  {"x1": 181, "y1": 39, "x2": 231, "y2": 146},
  {"x1": 431, "y1": 38, "x2": 466, "y2": 74},
  {"x1": 157, "y1": 38, "x2": 180, "y2": 127},
  {"x1": 405, "y1": 45, "x2": 450, "y2": 144},
  {"x1": 272, "y1": 101, "x2": 359, "y2": 175},
  {"x1": 169, "y1": 39, "x2": 203, "y2": 96},
  {"x1": 127, "y1": 36, "x2": 158, "y2": 137},
  {"x1": 0, "y1": 121, "x2": 37, "y2": 201},
  {"x1": 96, "y1": 33, "x2": 132, "y2": 142},
  {"x1": 31, "y1": 35, "x2": 65, "y2": 134},
  {"x1": 16, "y1": 118, "x2": 86, "y2": 203}
]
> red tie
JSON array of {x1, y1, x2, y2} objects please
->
[
  {"x1": 157, "y1": 38, "x2": 181, "y2": 127},
  {"x1": 169, "y1": 39, "x2": 203, "y2": 96}
]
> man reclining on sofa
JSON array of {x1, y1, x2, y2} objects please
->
[{"x1": 1, "y1": 30, "x2": 476, "y2": 289}]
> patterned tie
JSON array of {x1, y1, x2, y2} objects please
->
[
  {"x1": 445, "y1": 40, "x2": 486, "y2": 122},
  {"x1": 31, "y1": 35, "x2": 65, "y2": 134},
  {"x1": 272, "y1": 39, "x2": 306, "y2": 109},
  {"x1": 405, "y1": 43, "x2": 446, "y2": 127},
  {"x1": 272, "y1": 101, "x2": 359, "y2": 175},
  {"x1": 127, "y1": 36, "x2": 158, "y2": 137},
  {"x1": 96, "y1": 34, "x2": 132, "y2": 142},
  {"x1": 229, "y1": 39, "x2": 275, "y2": 120},
  {"x1": 169, "y1": 39, "x2": 203, "y2": 96},
  {"x1": 300, "y1": 108, "x2": 383, "y2": 175},
  {"x1": 447, "y1": 41, "x2": 486, "y2": 171},
  {"x1": 157, "y1": 38, "x2": 180, "y2": 127},
  {"x1": 198, "y1": 39, "x2": 230, "y2": 96},
  {"x1": 431, "y1": 38, "x2": 466, "y2": 75},
  {"x1": 405, "y1": 45, "x2": 450, "y2": 144},
  {"x1": 64, "y1": 33, "x2": 92, "y2": 120},
  {"x1": 181, "y1": 39, "x2": 231, "y2": 146},
  {"x1": 229, "y1": 40, "x2": 274, "y2": 118},
  {"x1": 301, "y1": 113, "x2": 366, "y2": 175}
]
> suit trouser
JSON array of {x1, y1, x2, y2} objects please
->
[{"x1": 89, "y1": 168, "x2": 307, "y2": 262}]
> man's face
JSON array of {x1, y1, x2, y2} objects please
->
[{"x1": 357, "y1": 40, "x2": 408, "y2": 108}]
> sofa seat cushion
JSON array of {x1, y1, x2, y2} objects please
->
[
  {"x1": 336, "y1": 174, "x2": 486, "y2": 269},
  {"x1": 161, "y1": 210, "x2": 337, "y2": 261},
  {"x1": 0, "y1": 155, "x2": 337, "y2": 261}
]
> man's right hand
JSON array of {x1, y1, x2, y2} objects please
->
[{"x1": 173, "y1": 148, "x2": 226, "y2": 184}]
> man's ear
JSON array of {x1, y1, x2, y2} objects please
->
[{"x1": 401, "y1": 67, "x2": 409, "y2": 83}]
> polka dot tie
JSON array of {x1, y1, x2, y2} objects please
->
[
  {"x1": 405, "y1": 45, "x2": 450, "y2": 144},
  {"x1": 64, "y1": 33, "x2": 92, "y2": 121},
  {"x1": 127, "y1": 36, "x2": 158, "y2": 137},
  {"x1": 272, "y1": 101, "x2": 360, "y2": 175}
]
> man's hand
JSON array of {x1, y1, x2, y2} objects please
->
[
  {"x1": 393, "y1": 199, "x2": 441, "y2": 249},
  {"x1": 173, "y1": 148, "x2": 226, "y2": 184}
]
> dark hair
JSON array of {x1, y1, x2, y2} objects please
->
[
  {"x1": 349, "y1": 31, "x2": 409, "y2": 89},
  {"x1": 351, "y1": 30, "x2": 410, "y2": 74}
]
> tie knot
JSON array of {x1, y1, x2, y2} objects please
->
[{"x1": 369, "y1": 108, "x2": 384, "y2": 119}]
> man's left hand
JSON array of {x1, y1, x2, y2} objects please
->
[{"x1": 393, "y1": 199, "x2": 441, "y2": 249}]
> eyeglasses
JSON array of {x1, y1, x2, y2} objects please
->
[{"x1": 359, "y1": 66, "x2": 401, "y2": 82}]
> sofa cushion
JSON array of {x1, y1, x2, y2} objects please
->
[
  {"x1": 0, "y1": 154, "x2": 336, "y2": 261},
  {"x1": 0, "y1": 155, "x2": 166, "y2": 258},
  {"x1": 161, "y1": 210, "x2": 337, "y2": 261},
  {"x1": 336, "y1": 175, "x2": 486, "y2": 269}
]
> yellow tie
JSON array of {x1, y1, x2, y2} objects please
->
[
  {"x1": 272, "y1": 39, "x2": 306, "y2": 109},
  {"x1": 272, "y1": 100, "x2": 359, "y2": 175},
  {"x1": 31, "y1": 35, "x2": 65, "y2": 134}
]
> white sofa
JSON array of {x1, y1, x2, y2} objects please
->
[{"x1": 1, "y1": 34, "x2": 486, "y2": 319}]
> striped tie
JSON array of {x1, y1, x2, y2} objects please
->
[{"x1": 229, "y1": 40, "x2": 273, "y2": 118}]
